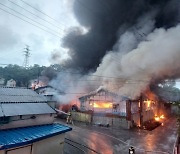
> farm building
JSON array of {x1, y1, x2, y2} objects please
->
[
  {"x1": 0, "y1": 87, "x2": 71, "y2": 154},
  {"x1": 78, "y1": 88, "x2": 167, "y2": 129}
]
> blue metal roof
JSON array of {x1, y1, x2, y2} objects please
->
[{"x1": 0, "y1": 124, "x2": 72, "y2": 150}]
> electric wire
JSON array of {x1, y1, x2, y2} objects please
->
[
  {"x1": 0, "y1": 2, "x2": 63, "y2": 37},
  {"x1": 19, "y1": 0, "x2": 70, "y2": 27},
  {"x1": 8, "y1": 0, "x2": 65, "y2": 31},
  {"x1": 0, "y1": 7, "x2": 62, "y2": 39}
]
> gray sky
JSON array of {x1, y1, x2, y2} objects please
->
[{"x1": 0, "y1": 0, "x2": 78, "y2": 66}]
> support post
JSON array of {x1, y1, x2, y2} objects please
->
[{"x1": 139, "y1": 95, "x2": 143, "y2": 128}]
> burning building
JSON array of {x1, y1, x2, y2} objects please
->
[
  {"x1": 49, "y1": 0, "x2": 179, "y2": 130},
  {"x1": 79, "y1": 88, "x2": 126, "y2": 116},
  {"x1": 78, "y1": 87, "x2": 167, "y2": 129}
]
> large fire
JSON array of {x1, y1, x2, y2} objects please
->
[
  {"x1": 154, "y1": 114, "x2": 165, "y2": 121},
  {"x1": 90, "y1": 102, "x2": 113, "y2": 108}
]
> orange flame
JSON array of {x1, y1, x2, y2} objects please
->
[
  {"x1": 91, "y1": 102, "x2": 113, "y2": 108},
  {"x1": 154, "y1": 114, "x2": 165, "y2": 121}
]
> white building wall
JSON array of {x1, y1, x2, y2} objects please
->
[
  {"x1": 6, "y1": 79, "x2": 16, "y2": 87},
  {"x1": 0, "y1": 114, "x2": 55, "y2": 130}
]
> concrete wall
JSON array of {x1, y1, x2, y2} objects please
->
[
  {"x1": 71, "y1": 112, "x2": 91, "y2": 123},
  {"x1": 0, "y1": 114, "x2": 54, "y2": 130},
  {"x1": 0, "y1": 134, "x2": 65, "y2": 154},
  {"x1": 72, "y1": 111, "x2": 128, "y2": 128}
]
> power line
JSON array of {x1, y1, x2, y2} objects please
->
[
  {"x1": 7, "y1": 0, "x2": 124, "y2": 67},
  {"x1": 19, "y1": 0, "x2": 69, "y2": 27},
  {"x1": 60, "y1": 70, "x2": 150, "y2": 82},
  {"x1": 0, "y1": 7, "x2": 62, "y2": 38},
  {"x1": 0, "y1": 2, "x2": 62, "y2": 36},
  {"x1": 8, "y1": 0, "x2": 65, "y2": 31}
]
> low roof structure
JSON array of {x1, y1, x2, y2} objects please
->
[
  {"x1": 0, "y1": 87, "x2": 47, "y2": 103},
  {"x1": 0, "y1": 87, "x2": 55, "y2": 117},
  {"x1": 79, "y1": 87, "x2": 129, "y2": 101},
  {"x1": 0, "y1": 124, "x2": 72, "y2": 150},
  {"x1": 0, "y1": 103, "x2": 55, "y2": 117}
]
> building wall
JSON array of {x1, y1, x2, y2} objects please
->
[
  {"x1": 71, "y1": 112, "x2": 91, "y2": 123},
  {"x1": 32, "y1": 134, "x2": 65, "y2": 154},
  {"x1": 132, "y1": 113, "x2": 140, "y2": 126},
  {"x1": 6, "y1": 79, "x2": 16, "y2": 87},
  {"x1": 72, "y1": 111, "x2": 129, "y2": 128},
  {"x1": 142, "y1": 110, "x2": 155, "y2": 122},
  {"x1": 6, "y1": 145, "x2": 31, "y2": 154},
  {"x1": 0, "y1": 114, "x2": 54, "y2": 130},
  {"x1": 132, "y1": 107, "x2": 156, "y2": 126},
  {"x1": 80, "y1": 90, "x2": 126, "y2": 116},
  {"x1": 0, "y1": 134, "x2": 65, "y2": 154},
  {"x1": 0, "y1": 150, "x2": 5, "y2": 154}
]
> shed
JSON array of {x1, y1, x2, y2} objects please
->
[
  {"x1": 0, "y1": 87, "x2": 56, "y2": 130},
  {"x1": 0, "y1": 124, "x2": 72, "y2": 154}
]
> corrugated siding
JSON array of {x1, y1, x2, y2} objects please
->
[
  {"x1": 0, "y1": 124, "x2": 72, "y2": 150},
  {"x1": 1, "y1": 103, "x2": 56, "y2": 116},
  {"x1": 0, "y1": 87, "x2": 47, "y2": 103}
]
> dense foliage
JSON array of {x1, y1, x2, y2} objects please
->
[{"x1": 0, "y1": 64, "x2": 62, "y2": 87}]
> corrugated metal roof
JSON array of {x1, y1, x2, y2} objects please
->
[
  {"x1": 0, "y1": 124, "x2": 72, "y2": 150},
  {"x1": 0, "y1": 87, "x2": 47, "y2": 103},
  {"x1": 0, "y1": 95, "x2": 47, "y2": 103},
  {"x1": 0, "y1": 105, "x2": 3, "y2": 117},
  {"x1": 0, "y1": 103, "x2": 56, "y2": 116}
]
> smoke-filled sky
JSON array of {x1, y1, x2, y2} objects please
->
[
  {"x1": 1, "y1": 0, "x2": 180, "y2": 100},
  {"x1": 58, "y1": 0, "x2": 180, "y2": 72},
  {"x1": 51, "y1": 0, "x2": 180, "y2": 102}
]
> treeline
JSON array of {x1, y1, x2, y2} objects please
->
[{"x1": 0, "y1": 64, "x2": 63, "y2": 87}]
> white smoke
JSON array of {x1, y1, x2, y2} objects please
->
[
  {"x1": 49, "y1": 71, "x2": 101, "y2": 104},
  {"x1": 50, "y1": 12, "x2": 180, "y2": 103},
  {"x1": 94, "y1": 24, "x2": 180, "y2": 99}
]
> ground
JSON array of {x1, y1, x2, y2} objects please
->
[{"x1": 55, "y1": 117, "x2": 177, "y2": 154}]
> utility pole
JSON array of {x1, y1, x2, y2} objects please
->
[{"x1": 23, "y1": 45, "x2": 31, "y2": 68}]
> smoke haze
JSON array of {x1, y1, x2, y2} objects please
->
[
  {"x1": 50, "y1": 0, "x2": 180, "y2": 103},
  {"x1": 53, "y1": 0, "x2": 180, "y2": 71}
]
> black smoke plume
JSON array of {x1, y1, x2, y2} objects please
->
[{"x1": 54, "y1": 0, "x2": 180, "y2": 72}]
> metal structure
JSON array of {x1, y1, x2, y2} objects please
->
[
  {"x1": 23, "y1": 45, "x2": 31, "y2": 68},
  {"x1": 0, "y1": 124, "x2": 72, "y2": 150}
]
